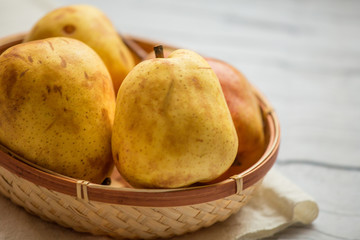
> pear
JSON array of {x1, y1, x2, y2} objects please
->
[
  {"x1": 23, "y1": 4, "x2": 135, "y2": 94},
  {"x1": 206, "y1": 58, "x2": 266, "y2": 172},
  {"x1": 0, "y1": 37, "x2": 116, "y2": 183},
  {"x1": 112, "y1": 47, "x2": 238, "y2": 188}
]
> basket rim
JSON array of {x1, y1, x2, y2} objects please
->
[{"x1": 0, "y1": 33, "x2": 280, "y2": 207}]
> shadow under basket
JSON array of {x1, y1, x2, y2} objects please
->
[{"x1": 0, "y1": 33, "x2": 280, "y2": 239}]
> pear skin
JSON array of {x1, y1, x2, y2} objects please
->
[
  {"x1": 112, "y1": 49, "x2": 238, "y2": 188},
  {"x1": 206, "y1": 58, "x2": 266, "y2": 172},
  {"x1": 0, "y1": 37, "x2": 115, "y2": 183},
  {"x1": 24, "y1": 4, "x2": 135, "y2": 94}
]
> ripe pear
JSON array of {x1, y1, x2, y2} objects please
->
[
  {"x1": 0, "y1": 37, "x2": 116, "y2": 183},
  {"x1": 112, "y1": 47, "x2": 238, "y2": 188},
  {"x1": 23, "y1": 4, "x2": 135, "y2": 94},
  {"x1": 206, "y1": 58, "x2": 266, "y2": 172},
  {"x1": 146, "y1": 50, "x2": 266, "y2": 174}
]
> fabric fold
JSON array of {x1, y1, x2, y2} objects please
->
[
  {"x1": 237, "y1": 168, "x2": 319, "y2": 239},
  {"x1": 174, "y1": 168, "x2": 319, "y2": 240}
]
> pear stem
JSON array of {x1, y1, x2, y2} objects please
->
[{"x1": 154, "y1": 45, "x2": 164, "y2": 58}]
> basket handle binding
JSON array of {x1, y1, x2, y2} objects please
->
[
  {"x1": 76, "y1": 180, "x2": 90, "y2": 202},
  {"x1": 230, "y1": 175, "x2": 243, "y2": 195}
]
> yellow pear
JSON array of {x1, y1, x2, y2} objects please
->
[
  {"x1": 0, "y1": 37, "x2": 116, "y2": 183},
  {"x1": 112, "y1": 47, "x2": 238, "y2": 188},
  {"x1": 143, "y1": 49, "x2": 266, "y2": 176},
  {"x1": 23, "y1": 4, "x2": 135, "y2": 94}
]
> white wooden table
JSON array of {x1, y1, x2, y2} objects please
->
[{"x1": 0, "y1": 0, "x2": 359, "y2": 239}]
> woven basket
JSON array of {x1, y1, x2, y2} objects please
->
[{"x1": 0, "y1": 33, "x2": 280, "y2": 239}]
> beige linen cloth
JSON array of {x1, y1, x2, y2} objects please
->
[
  {"x1": 173, "y1": 168, "x2": 319, "y2": 240},
  {"x1": 0, "y1": 168, "x2": 319, "y2": 240}
]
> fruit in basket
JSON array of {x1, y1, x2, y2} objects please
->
[
  {"x1": 206, "y1": 58, "x2": 266, "y2": 170},
  {"x1": 111, "y1": 46, "x2": 238, "y2": 188},
  {"x1": 145, "y1": 50, "x2": 266, "y2": 171},
  {"x1": 0, "y1": 37, "x2": 115, "y2": 183},
  {"x1": 23, "y1": 4, "x2": 135, "y2": 94}
]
